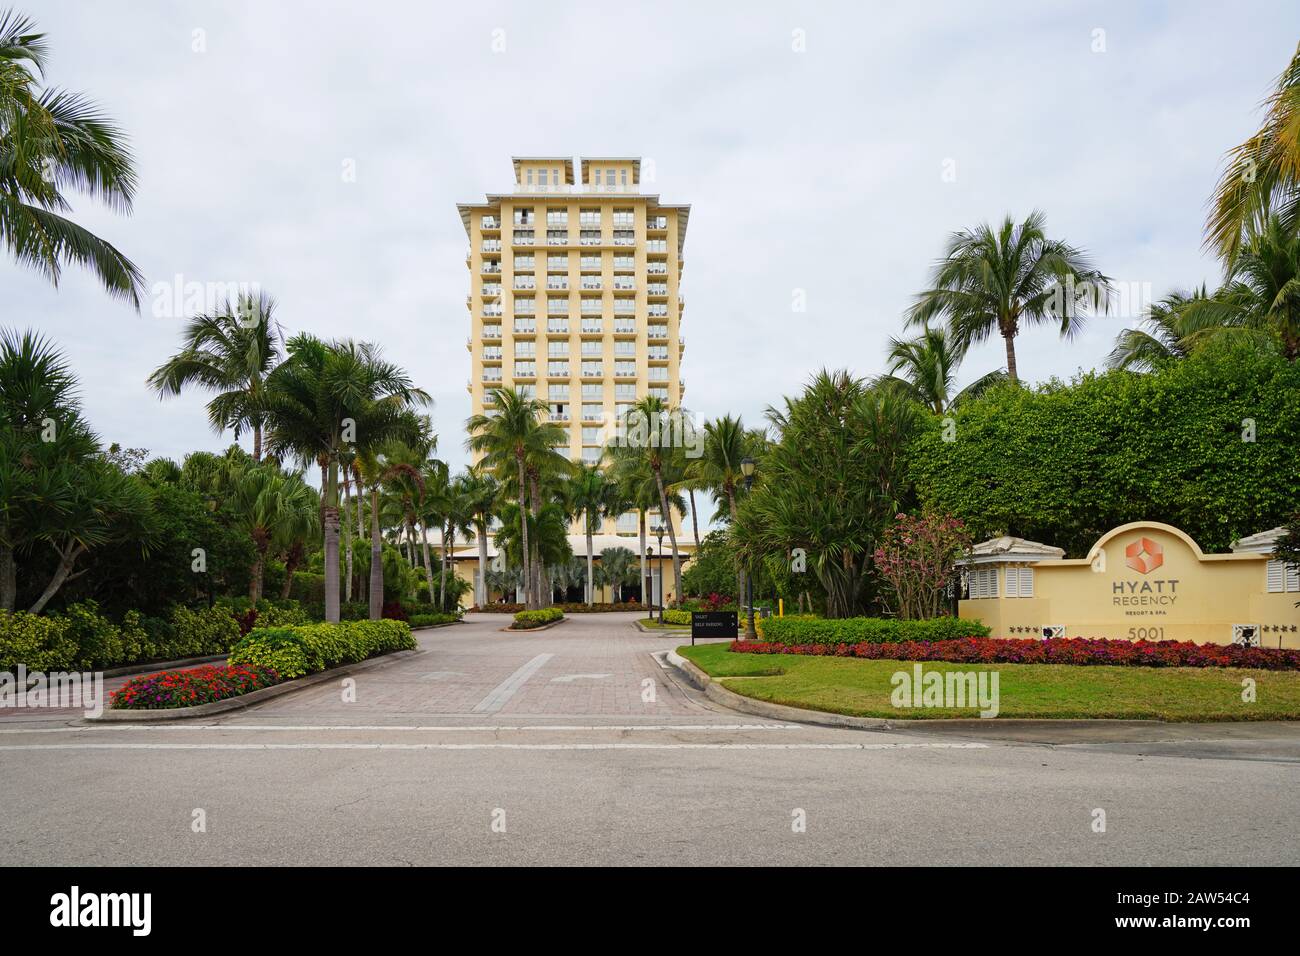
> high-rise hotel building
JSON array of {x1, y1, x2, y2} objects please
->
[{"x1": 459, "y1": 156, "x2": 689, "y2": 532}]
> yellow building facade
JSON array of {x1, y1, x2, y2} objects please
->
[
  {"x1": 457, "y1": 155, "x2": 689, "y2": 537},
  {"x1": 958, "y1": 521, "x2": 1300, "y2": 649}
]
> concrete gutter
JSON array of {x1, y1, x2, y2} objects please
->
[{"x1": 88, "y1": 649, "x2": 424, "y2": 722}]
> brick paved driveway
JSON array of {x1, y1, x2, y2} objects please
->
[{"x1": 250, "y1": 612, "x2": 711, "y2": 720}]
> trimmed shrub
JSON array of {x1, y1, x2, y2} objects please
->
[
  {"x1": 473, "y1": 602, "x2": 525, "y2": 614},
  {"x1": 0, "y1": 611, "x2": 77, "y2": 671},
  {"x1": 228, "y1": 620, "x2": 415, "y2": 680},
  {"x1": 756, "y1": 615, "x2": 989, "y2": 645},
  {"x1": 557, "y1": 602, "x2": 648, "y2": 613},
  {"x1": 410, "y1": 613, "x2": 460, "y2": 628},
  {"x1": 60, "y1": 601, "x2": 127, "y2": 669},
  {"x1": 661, "y1": 609, "x2": 692, "y2": 626},
  {"x1": 111, "y1": 664, "x2": 281, "y2": 710},
  {"x1": 731, "y1": 636, "x2": 1300, "y2": 670},
  {"x1": 511, "y1": 608, "x2": 564, "y2": 629},
  {"x1": 169, "y1": 604, "x2": 243, "y2": 658}
]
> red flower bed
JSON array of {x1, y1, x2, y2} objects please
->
[
  {"x1": 111, "y1": 664, "x2": 281, "y2": 710},
  {"x1": 729, "y1": 636, "x2": 1300, "y2": 670}
]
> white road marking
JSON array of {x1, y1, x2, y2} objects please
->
[
  {"x1": 0, "y1": 723, "x2": 806, "y2": 734},
  {"x1": 549, "y1": 673, "x2": 612, "y2": 683},
  {"x1": 418, "y1": 671, "x2": 464, "y2": 681},
  {"x1": 0, "y1": 742, "x2": 988, "y2": 752},
  {"x1": 471, "y1": 653, "x2": 554, "y2": 713}
]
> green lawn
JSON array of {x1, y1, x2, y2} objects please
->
[
  {"x1": 678, "y1": 643, "x2": 1300, "y2": 721},
  {"x1": 639, "y1": 618, "x2": 689, "y2": 631}
]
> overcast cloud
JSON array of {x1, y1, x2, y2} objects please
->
[{"x1": 11, "y1": 0, "x2": 1300, "y2": 476}]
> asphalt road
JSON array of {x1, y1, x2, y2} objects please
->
[{"x1": 2, "y1": 612, "x2": 1298, "y2": 866}]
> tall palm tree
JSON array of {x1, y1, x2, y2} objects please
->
[
  {"x1": 0, "y1": 10, "x2": 143, "y2": 306},
  {"x1": 466, "y1": 387, "x2": 566, "y2": 609},
  {"x1": 262, "y1": 334, "x2": 428, "y2": 622},
  {"x1": 1110, "y1": 218, "x2": 1300, "y2": 369},
  {"x1": 879, "y1": 325, "x2": 1007, "y2": 413},
  {"x1": 598, "y1": 546, "x2": 636, "y2": 603},
  {"x1": 1207, "y1": 41, "x2": 1300, "y2": 262},
  {"x1": 683, "y1": 414, "x2": 764, "y2": 602},
  {"x1": 460, "y1": 466, "x2": 498, "y2": 607},
  {"x1": 228, "y1": 465, "x2": 319, "y2": 602},
  {"x1": 610, "y1": 397, "x2": 687, "y2": 604},
  {"x1": 567, "y1": 461, "x2": 611, "y2": 606},
  {"x1": 147, "y1": 293, "x2": 283, "y2": 460},
  {"x1": 906, "y1": 211, "x2": 1111, "y2": 382}
]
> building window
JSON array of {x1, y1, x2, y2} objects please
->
[
  {"x1": 1266, "y1": 560, "x2": 1300, "y2": 593},
  {"x1": 582, "y1": 403, "x2": 602, "y2": 421},
  {"x1": 1004, "y1": 566, "x2": 1034, "y2": 598},
  {"x1": 582, "y1": 427, "x2": 603, "y2": 445},
  {"x1": 967, "y1": 567, "x2": 999, "y2": 599}
]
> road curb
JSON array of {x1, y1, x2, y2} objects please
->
[
  {"x1": 634, "y1": 620, "x2": 690, "y2": 635},
  {"x1": 87, "y1": 649, "x2": 425, "y2": 722},
  {"x1": 662, "y1": 650, "x2": 1178, "y2": 734},
  {"x1": 499, "y1": 617, "x2": 568, "y2": 633}
]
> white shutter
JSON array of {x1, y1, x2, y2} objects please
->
[
  {"x1": 1003, "y1": 567, "x2": 1017, "y2": 598},
  {"x1": 1018, "y1": 567, "x2": 1034, "y2": 598},
  {"x1": 1267, "y1": 560, "x2": 1286, "y2": 593},
  {"x1": 1288, "y1": 563, "x2": 1300, "y2": 593}
]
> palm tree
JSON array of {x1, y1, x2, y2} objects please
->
[
  {"x1": 228, "y1": 465, "x2": 319, "y2": 602},
  {"x1": 0, "y1": 10, "x2": 143, "y2": 306},
  {"x1": 879, "y1": 325, "x2": 1007, "y2": 413},
  {"x1": 1109, "y1": 218, "x2": 1300, "y2": 369},
  {"x1": 611, "y1": 398, "x2": 688, "y2": 604},
  {"x1": 598, "y1": 546, "x2": 636, "y2": 603},
  {"x1": 567, "y1": 462, "x2": 612, "y2": 606},
  {"x1": 683, "y1": 414, "x2": 764, "y2": 602},
  {"x1": 906, "y1": 211, "x2": 1112, "y2": 383},
  {"x1": 262, "y1": 335, "x2": 428, "y2": 622},
  {"x1": 1207, "y1": 41, "x2": 1300, "y2": 262},
  {"x1": 466, "y1": 388, "x2": 566, "y2": 609},
  {"x1": 459, "y1": 467, "x2": 498, "y2": 607},
  {"x1": 147, "y1": 293, "x2": 283, "y2": 460}
]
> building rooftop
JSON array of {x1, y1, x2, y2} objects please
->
[
  {"x1": 961, "y1": 536, "x2": 1066, "y2": 564},
  {"x1": 1230, "y1": 527, "x2": 1290, "y2": 554}
]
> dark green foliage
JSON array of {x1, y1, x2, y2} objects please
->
[{"x1": 909, "y1": 340, "x2": 1300, "y2": 555}]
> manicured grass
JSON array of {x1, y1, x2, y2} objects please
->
[
  {"x1": 639, "y1": 617, "x2": 689, "y2": 631},
  {"x1": 678, "y1": 643, "x2": 1300, "y2": 721}
]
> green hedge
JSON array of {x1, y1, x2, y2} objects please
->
[
  {"x1": 511, "y1": 608, "x2": 564, "y2": 629},
  {"x1": 756, "y1": 615, "x2": 990, "y2": 645},
  {"x1": 0, "y1": 603, "x2": 241, "y2": 672},
  {"x1": 410, "y1": 613, "x2": 460, "y2": 628},
  {"x1": 227, "y1": 620, "x2": 415, "y2": 679},
  {"x1": 661, "y1": 609, "x2": 692, "y2": 626}
]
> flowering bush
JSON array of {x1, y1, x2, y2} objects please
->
[
  {"x1": 757, "y1": 615, "x2": 989, "y2": 645},
  {"x1": 730, "y1": 636, "x2": 1300, "y2": 670},
  {"x1": 110, "y1": 664, "x2": 281, "y2": 710},
  {"x1": 873, "y1": 511, "x2": 972, "y2": 620}
]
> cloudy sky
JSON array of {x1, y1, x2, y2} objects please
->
[{"x1": 13, "y1": 0, "x2": 1300, "y2": 475}]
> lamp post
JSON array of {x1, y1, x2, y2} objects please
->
[
  {"x1": 740, "y1": 456, "x2": 757, "y2": 639},
  {"x1": 644, "y1": 544, "x2": 654, "y2": 619},
  {"x1": 652, "y1": 521, "x2": 666, "y2": 624}
]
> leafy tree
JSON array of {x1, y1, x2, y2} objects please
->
[
  {"x1": 873, "y1": 512, "x2": 972, "y2": 620},
  {"x1": 226, "y1": 464, "x2": 319, "y2": 601},
  {"x1": 734, "y1": 371, "x2": 920, "y2": 618},
  {"x1": 566, "y1": 462, "x2": 614, "y2": 605},
  {"x1": 0, "y1": 10, "x2": 143, "y2": 305},
  {"x1": 147, "y1": 293, "x2": 283, "y2": 460},
  {"x1": 909, "y1": 338, "x2": 1300, "y2": 555},
  {"x1": 906, "y1": 211, "x2": 1111, "y2": 382}
]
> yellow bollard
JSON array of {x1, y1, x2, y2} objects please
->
[{"x1": 779, "y1": 598, "x2": 784, "y2": 617}]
